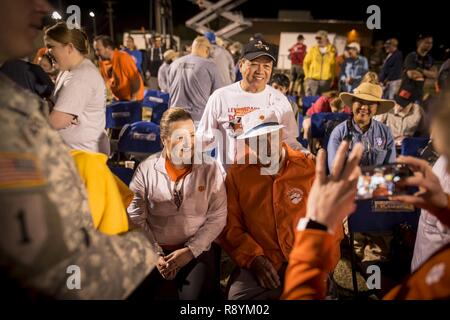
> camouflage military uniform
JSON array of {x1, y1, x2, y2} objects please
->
[{"x1": 0, "y1": 74, "x2": 156, "y2": 299}]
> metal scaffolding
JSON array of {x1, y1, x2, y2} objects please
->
[{"x1": 185, "y1": 0, "x2": 252, "y2": 39}]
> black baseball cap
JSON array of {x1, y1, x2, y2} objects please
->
[
  {"x1": 241, "y1": 39, "x2": 277, "y2": 62},
  {"x1": 394, "y1": 92, "x2": 413, "y2": 108}
]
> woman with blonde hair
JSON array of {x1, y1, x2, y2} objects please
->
[
  {"x1": 45, "y1": 22, "x2": 109, "y2": 154},
  {"x1": 361, "y1": 71, "x2": 380, "y2": 85}
]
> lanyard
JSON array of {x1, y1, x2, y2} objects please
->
[{"x1": 172, "y1": 177, "x2": 185, "y2": 211}]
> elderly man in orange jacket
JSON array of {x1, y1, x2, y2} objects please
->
[{"x1": 218, "y1": 109, "x2": 343, "y2": 300}]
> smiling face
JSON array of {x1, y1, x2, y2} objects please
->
[
  {"x1": 93, "y1": 40, "x2": 112, "y2": 61},
  {"x1": 352, "y1": 98, "x2": 379, "y2": 127},
  {"x1": 164, "y1": 119, "x2": 196, "y2": 166},
  {"x1": 240, "y1": 56, "x2": 273, "y2": 92},
  {"x1": 0, "y1": 0, "x2": 52, "y2": 62},
  {"x1": 44, "y1": 37, "x2": 73, "y2": 71},
  {"x1": 126, "y1": 37, "x2": 135, "y2": 50}
]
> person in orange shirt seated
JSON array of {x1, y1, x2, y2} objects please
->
[
  {"x1": 93, "y1": 35, "x2": 144, "y2": 101},
  {"x1": 218, "y1": 109, "x2": 343, "y2": 300},
  {"x1": 283, "y1": 92, "x2": 450, "y2": 300}
]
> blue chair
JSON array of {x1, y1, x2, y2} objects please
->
[
  {"x1": 401, "y1": 137, "x2": 430, "y2": 157},
  {"x1": 301, "y1": 95, "x2": 320, "y2": 114},
  {"x1": 142, "y1": 90, "x2": 169, "y2": 124},
  {"x1": 287, "y1": 95, "x2": 298, "y2": 104},
  {"x1": 296, "y1": 112, "x2": 308, "y2": 148},
  {"x1": 347, "y1": 200, "x2": 420, "y2": 296},
  {"x1": 105, "y1": 100, "x2": 142, "y2": 129},
  {"x1": 108, "y1": 165, "x2": 135, "y2": 186},
  {"x1": 118, "y1": 121, "x2": 162, "y2": 160}
]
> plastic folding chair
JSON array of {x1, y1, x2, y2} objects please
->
[
  {"x1": 118, "y1": 121, "x2": 162, "y2": 161},
  {"x1": 296, "y1": 112, "x2": 308, "y2": 148},
  {"x1": 309, "y1": 112, "x2": 351, "y2": 154},
  {"x1": 142, "y1": 90, "x2": 170, "y2": 125},
  {"x1": 400, "y1": 137, "x2": 430, "y2": 157},
  {"x1": 347, "y1": 200, "x2": 420, "y2": 296},
  {"x1": 105, "y1": 100, "x2": 142, "y2": 129},
  {"x1": 301, "y1": 95, "x2": 320, "y2": 114}
]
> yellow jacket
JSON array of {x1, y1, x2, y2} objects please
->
[
  {"x1": 303, "y1": 44, "x2": 336, "y2": 81},
  {"x1": 70, "y1": 150, "x2": 131, "y2": 235}
]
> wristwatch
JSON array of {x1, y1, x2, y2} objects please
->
[{"x1": 297, "y1": 217, "x2": 329, "y2": 232}]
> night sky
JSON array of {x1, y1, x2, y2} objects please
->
[{"x1": 48, "y1": 0, "x2": 449, "y2": 59}]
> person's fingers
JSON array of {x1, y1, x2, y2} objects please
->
[
  {"x1": 157, "y1": 257, "x2": 169, "y2": 269},
  {"x1": 263, "y1": 270, "x2": 278, "y2": 289},
  {"x1": 341, "y1": 143, "x2": 364, "y2": 181},
  {"x1": 260, "y1": 272, "x2": 276, "y2": 290},
  {"x1": 262, "y1": 259, "x2": 280, "y2": 288},
  {"x1": 256, "y1": 274, "x2": 268, "y2": 289},
  {"x1": 315, "y1": 149, "x2": 327, "y2": 185},
  {"x1": 330, "y1": 141, "x2": 349, "y2": 180},
  {"x1": 269, "y1": 270, "x2": 281, "y2": 288},
  {"x1": 397, "y1": 156, "x2": 430, "y2": 173},
  {"x1": 395, "y1": 175, "x2": 428, "y2": 190},
  {"x1": 163, "y1": 258, "x2": 178, "y2": 273},
  {"x1": 164, "y1": 252, "x2": 176, "y2": 261},
  {"x1": 347, "y1": 165, "x2": 362, "y2": 183},
  {"x1": 265, "y1": 260, "x2": 281, "y2": 285}
]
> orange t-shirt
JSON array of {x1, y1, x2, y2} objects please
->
[
  {"x1": 99, "y1": 49, "x2": 144, "y2": 101},
  {"x1": 165, "y1": 158, "x2": 192, "y2": 182}
]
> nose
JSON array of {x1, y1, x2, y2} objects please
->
[
  {"x1": 359, "y1": 104, "x2": 369, "y2": 111},
  {"x1": 255, "y1": 64, "x2": 264, "y2": 74}
]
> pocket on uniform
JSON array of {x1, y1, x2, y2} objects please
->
[{"x1": 374, "y1": 148, "x2": 388, "y2": 164}]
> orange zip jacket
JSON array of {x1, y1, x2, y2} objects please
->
[
  {"x1": 219, "y1": 144, "x2": 342, "y2": 271},
  {"x1": 282, "y1": 195, "x2": 450, "y2": 300}
]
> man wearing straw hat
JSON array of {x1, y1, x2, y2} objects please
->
[{"x1": 219, "y1": 109, "x2": 342, "y2": 300}]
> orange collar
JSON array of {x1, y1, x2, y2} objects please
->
[{"x1": 165, "y1": 157, "x2": 192, "y2": 182}]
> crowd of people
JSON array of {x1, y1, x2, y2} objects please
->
[{"x1": 1, "y1": 0, "x2": 450, "y2": 301}]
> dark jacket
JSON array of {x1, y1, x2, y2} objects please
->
[{"x1": 379, "y1": 49, "x2": 403, "y2": 83}]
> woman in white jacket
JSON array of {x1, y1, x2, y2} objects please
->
[{"x1": 127, "y1": 107, "x2": 227, "y2": 300}]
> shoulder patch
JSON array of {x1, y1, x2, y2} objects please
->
[{"x1": 0, "y1": 153, "x2": 46, "y2": 190}]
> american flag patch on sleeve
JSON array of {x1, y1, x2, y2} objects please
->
[{"x1": 0, "y1": 153, "x2": 46, "y2": 190}]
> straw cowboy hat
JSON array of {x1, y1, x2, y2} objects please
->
[
  {"x1": 237, "y1": 110, "x2": 284, "y2": 140},
  {"x1": 339, "y1": 82, "x2": 395, "y2": 115}
]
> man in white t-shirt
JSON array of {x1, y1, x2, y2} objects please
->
[{"x1": 197, "y1": 39, "x2": 303, "y2": 169}]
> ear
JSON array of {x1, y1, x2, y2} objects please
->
[
  {"x1": 67, "y1": 43, "x2": 75, "y2": 54},
  {"x1": 238, "y1": 59, "x2": 246, "y2": 73}
]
